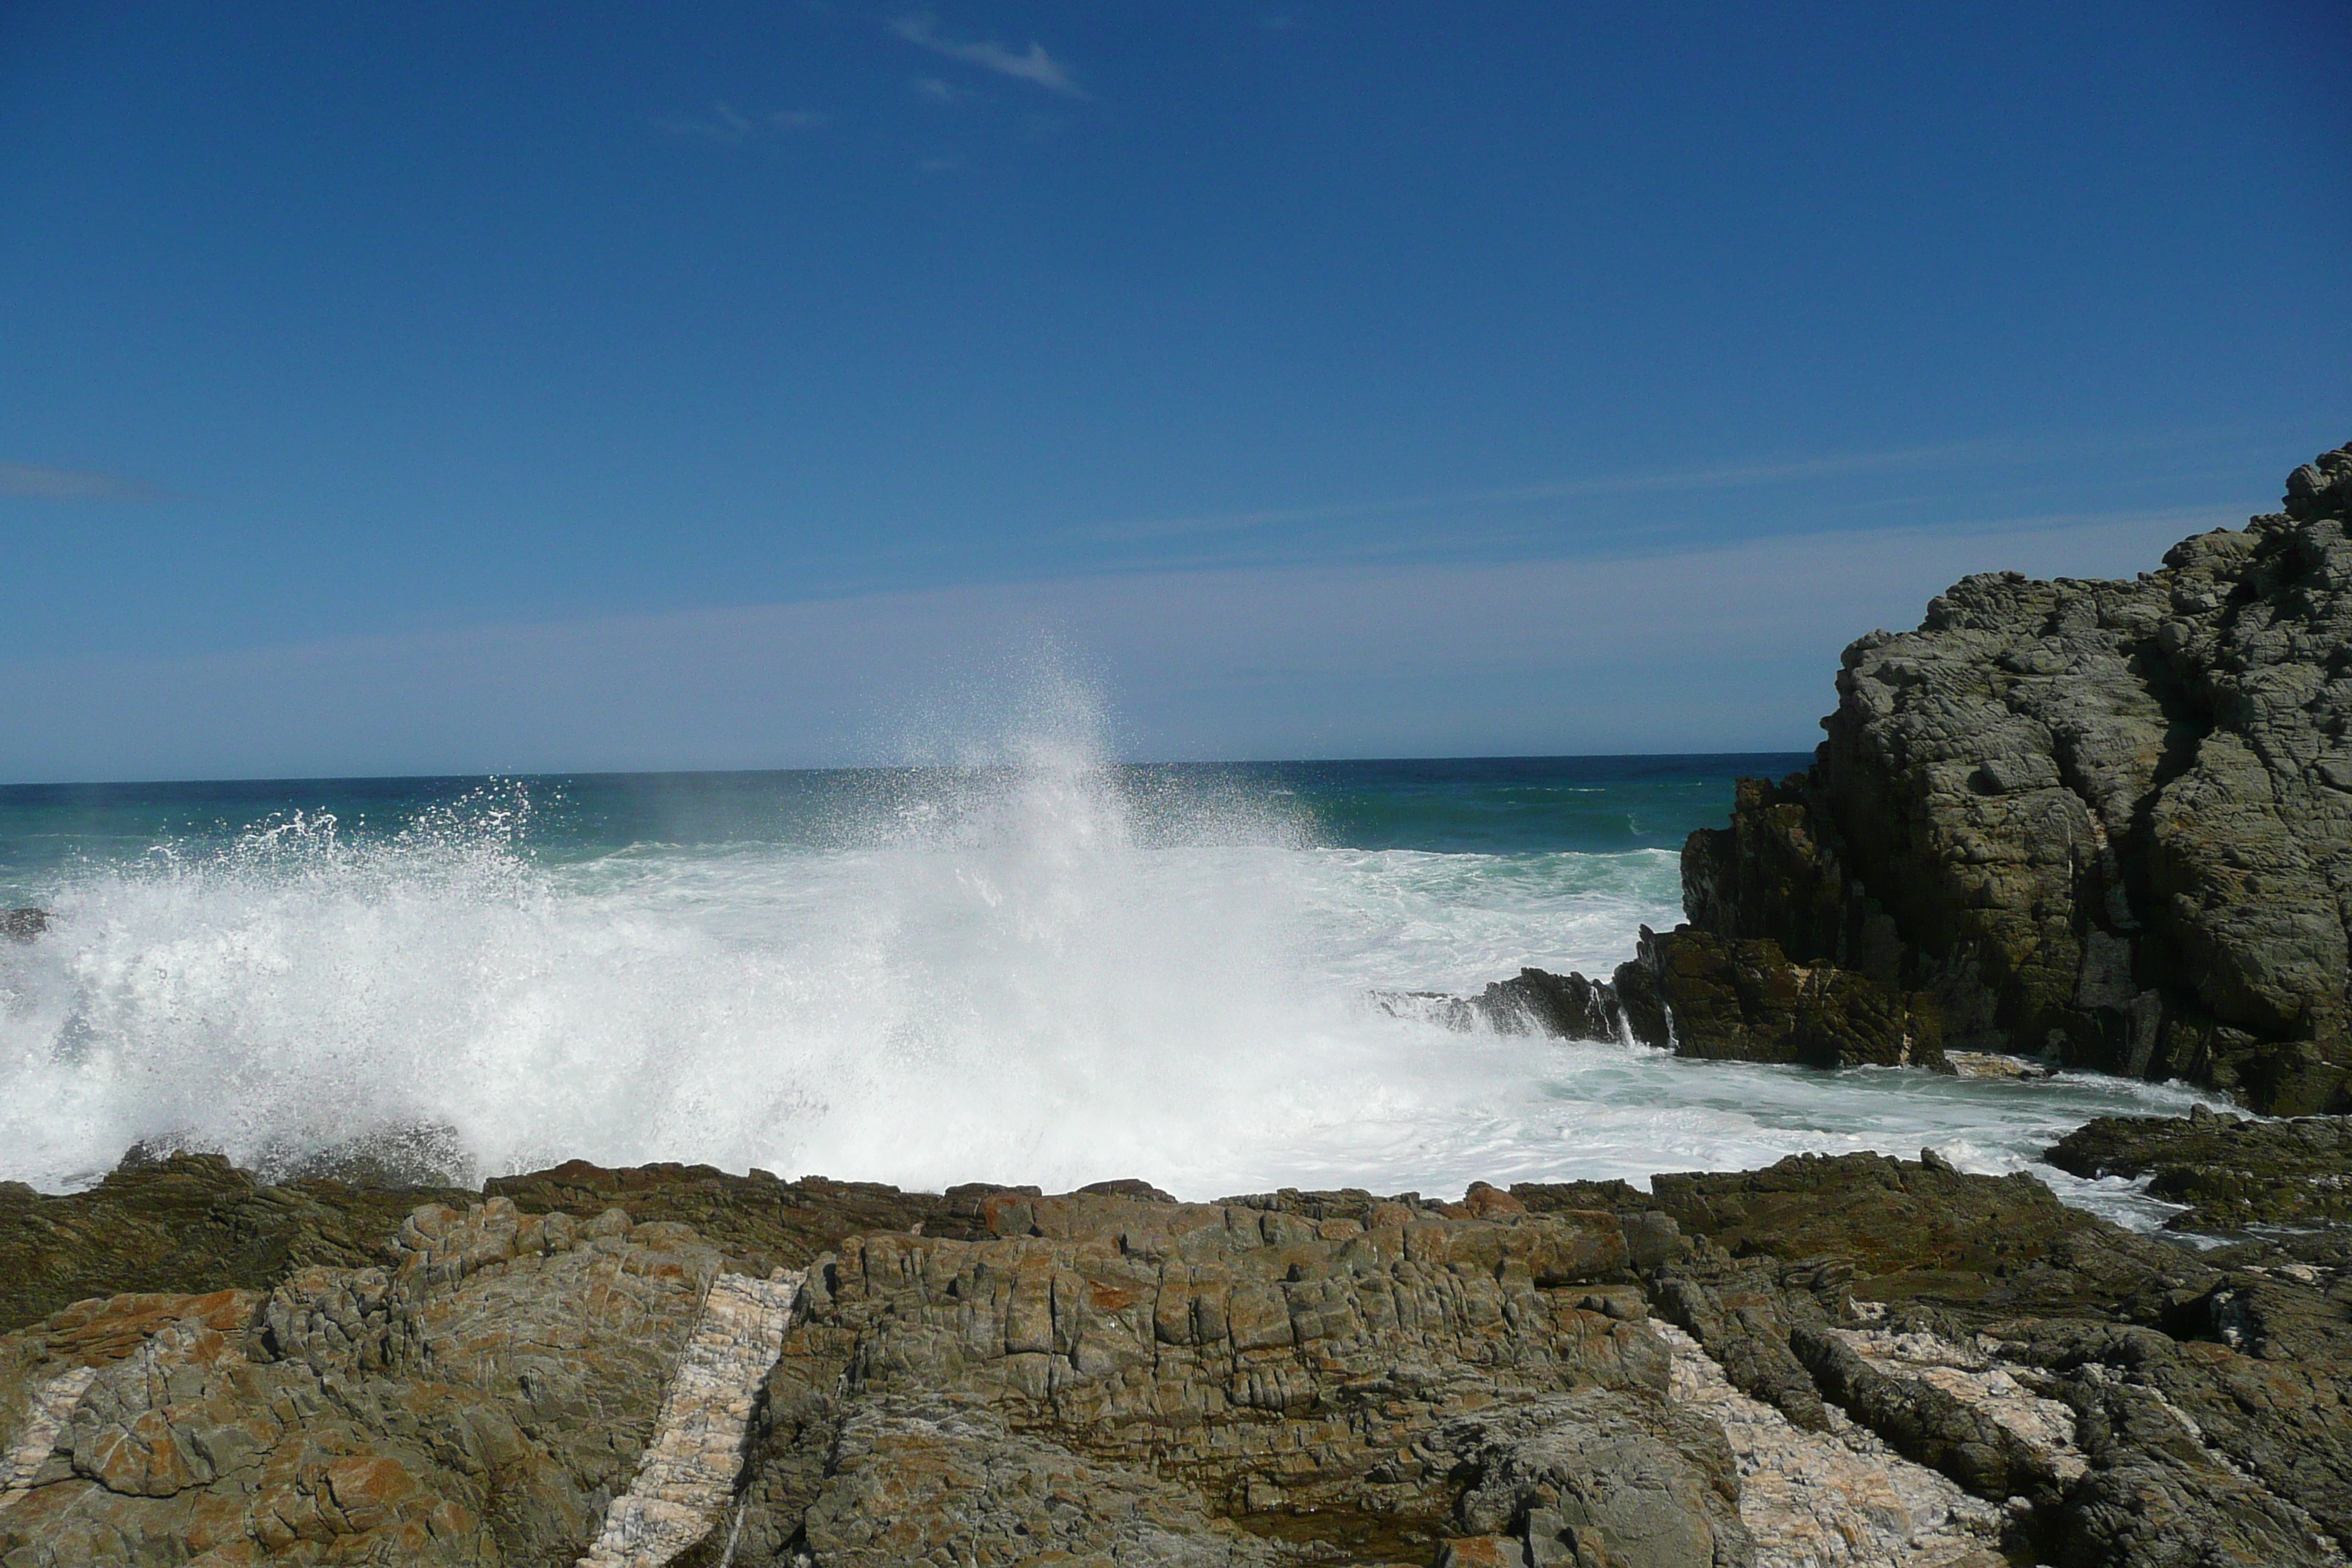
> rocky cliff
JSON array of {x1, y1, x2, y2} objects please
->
[
  {"x1": 1681, "y1": 438, "x2": 2352, "y2": 1110},
  {"x1": 1478, "y1": 440, "x2": 2352, "y2": 1108}
]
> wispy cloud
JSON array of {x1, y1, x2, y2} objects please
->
[
  {"x1": 0, "y1": 506, "x2": 2219, "y2": 779},
  {"x1": 892, "y1": 15, "x2": 1089, "y2": 99},
  {"x1": 655, "y1": 102, "x2": 829, "y2": 142},
  {"x1": 0, "y1": 464, "x2": 169, "y2": 502},
  {"x1": 912, "y1": 76, "x2": 963, "y2": 102}
]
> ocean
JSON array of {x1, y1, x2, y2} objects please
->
[{"x1": 0, "y1": 739, "x2": 2219, "y2": 1226}]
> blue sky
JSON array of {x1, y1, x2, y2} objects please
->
[{"x1": 3, "y1": 2, "x2": 2347, "y2": 780}]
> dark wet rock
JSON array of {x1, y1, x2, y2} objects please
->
[
  {"x1": 2047, "y1": 1107, "x2": 2352, "y2": 1230},
  {"x1": 1, "y1": 1153, "x2": 965, "y2": 1342},
  {"x1": 1613, "y1": 924, "x2": 1948, "y2": 1069},
  {"x1": 1682, "y1": 440, "x2": 2352, "y2": 1113},
  {"x1": 1534, "y1": 1151, "x2": 2117, "y2": 1304},
  {"x1": 0, "y1": 908, "x2": 45, "y2": 942},
  {"x1": 1621, "y1": 1150, "x2": 2248, "y2": 1330},
  {"x1": 1376, "y1": 968, "x2": 1627, "y2": 1042},
  {"x1": 484, "y1": 1157, "x2": 951, "y2": 1275},
  {"x1": 0, "y1": 1151, "x2": 475, "y2": 1337},
  {"x1": 1076, "y1": 1175, "x2": 1180, "y2": 1202},
  {"x1": 1480, "y1": 967, "x2": 1628, "y2": 1041},
  {"x1": 1447, "y1": 938, "x2": 1947, "y2": 1070},
  {"x1": 261, "y1": 1120, "x2": 479, "y2": 1188}
]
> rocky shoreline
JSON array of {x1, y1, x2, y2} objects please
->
[
  {"x1": 11, "y1": 444, "x2": 2352, "y2": 1565},
  {"x1": 4, "y1": 1135, "x2": 2348, "y2": 1567}
]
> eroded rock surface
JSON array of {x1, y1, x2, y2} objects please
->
[
  {"x1": 0, "y1": 1151, "x2": 475, "y2": 1337},
  {"x1": 5, "y1": 1161, "x2": 2351, "y2": 1565},
  {"x1": 0, "y1": 1153, "x2": 966, "y2": 1341},
  {"x1": 1684, "y1": 440, "x2": 2352, "y2": 1111},
  {"x1": 715, "y1": 1189, "x2": 1699, "y2": 1567},
  {"x1": 0, "y1": 1198, "x2": 717, "y2": 1567}
]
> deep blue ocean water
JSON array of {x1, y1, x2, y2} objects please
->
[{"x1": 0, "y1": 753, "x2": 1809, "y2": 899}]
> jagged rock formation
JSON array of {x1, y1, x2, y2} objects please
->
[
  {"x1": 1654, "y1": 1319, "x2": 2008, "y2": 1568},
  {"x1": 1520, "y1": 1152, "x2": 2352, "y2": 1567},
  {"x1": 1682, "y1": 440, "x2": 2352, "y2": 1110},
  {"x1": 1458, "y1": 440, "x2": 2352, "y2": 1101},
  {"x1": 7, "y1": 1155, "x2": 2351, "y2": 1565}
]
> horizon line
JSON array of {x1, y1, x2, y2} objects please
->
[{"x1": 0, "y1": 748, "x2": 1821, "y2": 794}]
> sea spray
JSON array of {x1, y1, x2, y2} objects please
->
[{"x1": 0, "y1": 690, "x2": 2230, "y2": 1224}]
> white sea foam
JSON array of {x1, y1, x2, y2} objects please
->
[{"x1": 0, "y1": 698, "x2": 2227, "y2": 1226}]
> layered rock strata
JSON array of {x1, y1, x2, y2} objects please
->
[
  {"x1": 1655, "y1": 1320, "x2": 2007, "y2": 1568},
  {"x1": 716, "y1": 1188, "x2": 1733, "y2": 1567},
  {"x1": 7, "y1": 1154, "x2": 2351, "y2": 1565}
]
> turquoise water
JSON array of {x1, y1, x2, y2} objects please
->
[
  {"x1": 0, "y1": 749, "x2": 2220, "y2": 1218},
  {"x1": 0, "y1": 753, "x2": 1801, "y2": 900}
]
